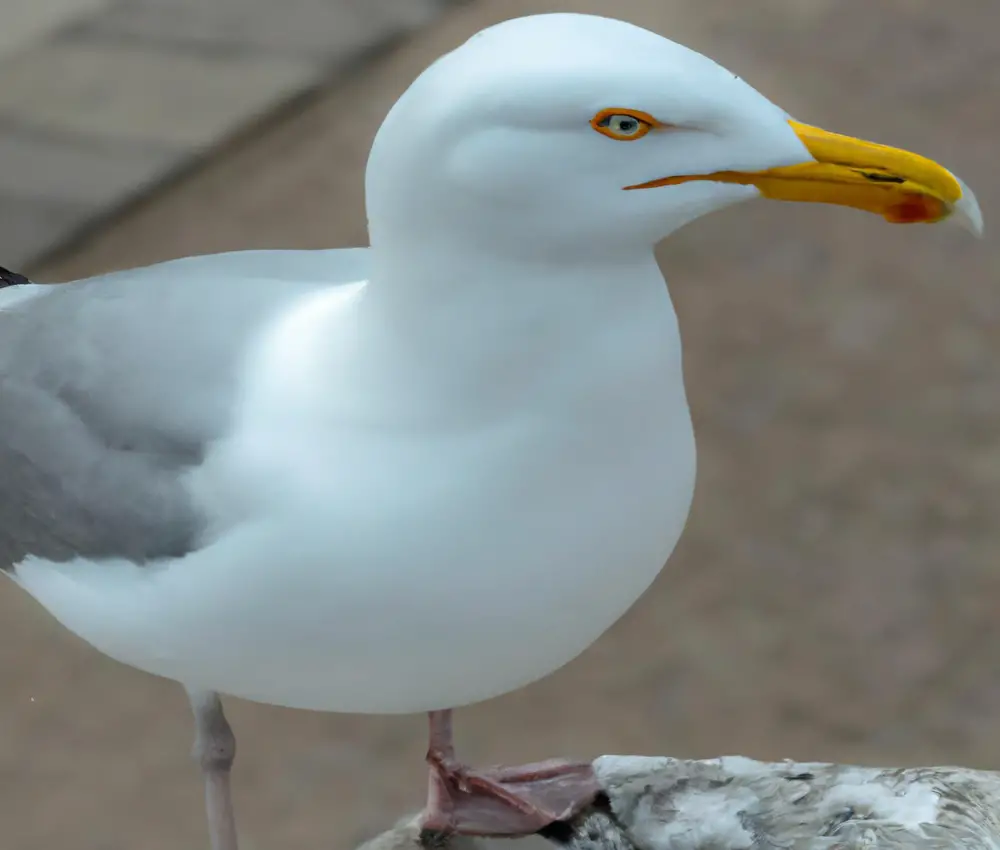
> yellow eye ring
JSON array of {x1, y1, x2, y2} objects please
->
[{"x1": 591, "y1": 108, "x2": 657, "y2": 141}]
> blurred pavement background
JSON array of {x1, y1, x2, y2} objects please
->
[
  {"x1": 1, "y1": 1, "x2": 999, "y2": 849},
  {"x1": 0, "y1": 0, "x2": 461, "y2": 266}
]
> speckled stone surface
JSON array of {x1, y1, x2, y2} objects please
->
[{"x1": 363, "y1": 756, "x2": 1000, "y2": 850}]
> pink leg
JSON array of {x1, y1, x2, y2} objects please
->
[
  {"x1": 188, "y1": 689, "x2": 239, "y2": 850},
  {"x1": 420, "y1": 709, "x2": 600, "y2": 837}
]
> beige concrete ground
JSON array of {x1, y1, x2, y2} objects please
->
[{"x1": 3, "y1": 0, "x2": 1000, "y2": 848}]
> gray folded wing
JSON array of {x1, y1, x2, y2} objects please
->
[{"x1": 0, "y1": 249, "x2": 368, "y2": 571}]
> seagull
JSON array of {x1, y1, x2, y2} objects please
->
[{"x1": 1, "y1": 12, "x2": 981, "y2": 850}]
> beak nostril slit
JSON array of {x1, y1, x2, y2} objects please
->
[{"x1": 858, "y1": 171, "x2": 906, "y2": 184}]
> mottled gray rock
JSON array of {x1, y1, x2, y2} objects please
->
[{"x1": 359, "y1": 756, "x2": 1000, "y2": 850}]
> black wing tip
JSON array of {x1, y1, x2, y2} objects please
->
[{"x1": 0, "y1": 266, "x2": 31, "y2": 287}]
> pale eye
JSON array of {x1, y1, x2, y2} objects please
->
[
  {"x1": 606, "y1": 115, "x2": 641, "y2": 135},
  {"x1": 591, "y1": 110, "x2": 654, "y2": 141}
]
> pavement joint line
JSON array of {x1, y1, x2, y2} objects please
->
[{"x1": 0, "y1": 0, "x2": 465, "y2": 271}]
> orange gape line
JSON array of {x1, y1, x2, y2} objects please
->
[{"x1": 622, "y1": 170, "x2": 950, "y2": 225}]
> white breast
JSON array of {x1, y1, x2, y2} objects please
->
[{"x1": 15, "y1": 275, "x2": 696, "y2": 713}]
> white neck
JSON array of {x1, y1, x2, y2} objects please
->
[
  {"x1": 338, "y1": 237, "x2": 684, "y2": 427},
  {"x1": 239, "y1": 236, "x2": 687, "y2": 440},
  {"x1": 367, "y1": 234, "x2": 664, "y2": 351}
]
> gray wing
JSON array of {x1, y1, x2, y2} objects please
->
[{"x1": 0, "y1": 248, "x2": 370, "y2": 571}]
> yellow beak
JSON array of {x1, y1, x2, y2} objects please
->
[{"x1": 626, "y1": 120, "x2": 983, "y2": 235}]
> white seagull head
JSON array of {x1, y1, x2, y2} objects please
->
[{"x1": 366, "y1": 13, "x2": 982, "y2": 263}]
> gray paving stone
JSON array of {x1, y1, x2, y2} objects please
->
[
  {"x1": 0, "y1": 194, "x2": 90, "y2": 268},
  {"x1": 0, "y1": 124, "x2": 176, "y2": 206},
  {"x1": 0, "y1": 43, "x2": 317, "y2": 148},
  {"x1": 0, "y1": 0, "x2": 458, "y2": 266},
  {"x1": 0, "y1": 0, "x2": 111, "y2": 60},
  {"x1": 366, "y1": 0, "x2": 456, "y2": 30},
  {"x1": 68, "y1": 0, "x2": 450, "y2": 60}
]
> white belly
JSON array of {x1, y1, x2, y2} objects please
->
[{"x1": 13, "y1": 284, "x2": 696, "y2": 714}]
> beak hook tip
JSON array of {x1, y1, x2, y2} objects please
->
[{"x1": 951, "y1": 174, "x2": 984, "y2": 238}]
